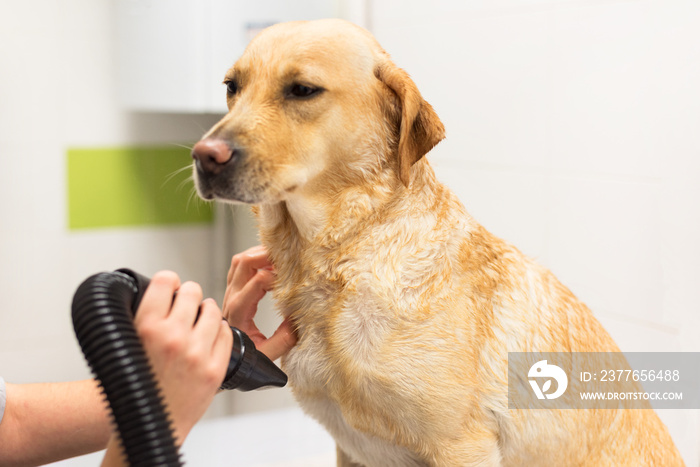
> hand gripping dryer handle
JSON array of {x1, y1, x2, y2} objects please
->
[{"x1": 71, "y1": 269, "x2": 287, "y2": 467}]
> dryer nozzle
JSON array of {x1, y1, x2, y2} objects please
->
[{"x1": 221, "y1": 327, "x2": 288, "y2": 391}]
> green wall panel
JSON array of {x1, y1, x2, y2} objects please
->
[{"x1": 67, "y1": 146, "x2": 213, "y2": 229}]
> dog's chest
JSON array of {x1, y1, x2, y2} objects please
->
[
  {"x1": 300, "y1": 396, "x2": 426, "y2": 467},
  {"x1": 284, "y1": 327, "x2": 427, "y2": 467},
  {"x1": 281, "y1": 278, "x2": 421, "y2": 464},
  {"x1": 282, "y1": 271, "x2": 395, "y2": 392},
  {"x1": 277, "y1": 248, "x2": 445, "y2": 465}
]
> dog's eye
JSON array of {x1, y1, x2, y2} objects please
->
[
  {"x1": 289, "y1": 84, "x2": 322, "y2": 99},
  {"x1": 224, "y1": 80, "x2": 239, "y2": 96}
]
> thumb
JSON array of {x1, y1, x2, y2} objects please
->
[{"x1": 258, "y1": 318, "x2": 298, "y2": 361}]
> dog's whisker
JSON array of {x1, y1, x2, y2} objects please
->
[
  {"x1": 174, "y1": 173, "x2": 195, "y2": 194},
  {"x1": 185, "y1": 188, "x2": 195, "y2": 212},
  {"x1": 185, "y1": 186, "x2": 208, "y2": 214},
  {"x1": 162, "y1": 164, "x2": 193, "y2": 189},
  {"x1": 170, "y1": 142, "x2": 195, "y2": 151},
  {"x1": 189, "y1": 118, "x2": 219, "y2": 134}
]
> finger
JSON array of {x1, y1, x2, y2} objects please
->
[
  {"x1": 227, "y1": 247, "x2": 273, "y2": 293},
  {"x1": 170, "y1": 281, "x2": 204, "y2": 326},
  {"x1": 193, "y1": 299, "x2": 224, "y2": 348},
  {"x1": 134, "y1": 271, "x2": 180, "y2": 325},
  {"x1": 212, "y1": 320, "x2": 234, "y2": 380},
  {"x1": 223, "y1": 246, "x2": 271, "y2": 307},
  {"x1": 258, "y1": 318, "x2": 298, "y2": 361},
  {"x1": 224, "y1": 269, "x2": 275, "y2": 326},
  {"x1": 226, "y1": 245, "x2": 267, "y2": 284},
  {"x1": 226, "y1": 244, "x2": 266, "y2": 274}
]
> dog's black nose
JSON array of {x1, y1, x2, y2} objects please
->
[{"x1": 192, "y1": 139, "x2": 233, "y2": 174}]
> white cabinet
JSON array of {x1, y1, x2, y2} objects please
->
[{"x1": 115, "y1": 0, "x2": 366, "y2": 113}]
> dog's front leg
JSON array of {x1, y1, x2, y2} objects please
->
[
  {"x1": 337, "y1": 445, "x2": 365, "y2": 467},
  {"x1": 336, "y1": 437, "x2": 502, "y2": 467},
  {"x1": 434, "y1": 433, "x2": 503, "y2": 467}
]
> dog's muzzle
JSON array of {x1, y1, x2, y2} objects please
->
[
  {"x1": 192, "y1": 138, "x2": 235, "y2": 175},
  {"x1": 192, "y1": 138, "x2": 265, "y2": 203},
  {"x1": 191, "y1": 138, "x2": 237, "y2": 200}
]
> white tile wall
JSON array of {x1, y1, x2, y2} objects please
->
[
  {"x1": 433, "y1": 160, "x2": 550, "y2": 260},
  {"x1": 547, "y1": 2, "x2": 665, "y2": 179},
  {"x1": 373, "y1": 0, "x2": 700, "y2": 464},
  {"x1": 546, "y1": 176, "x2": 664, "y2": 323}
]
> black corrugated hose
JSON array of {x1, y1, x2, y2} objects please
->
[{"x1": 71, "y1": 269, "x2": 287, "y2": 466}]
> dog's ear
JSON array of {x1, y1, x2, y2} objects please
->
[{"x1": 375, "y1": 60, "x2": 445, "y2": 187}]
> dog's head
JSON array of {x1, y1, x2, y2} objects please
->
[{"x1": 192, "y1": 19, "x2": 444, "y2": 205}]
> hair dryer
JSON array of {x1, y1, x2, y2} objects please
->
[{"x1": 71, "y1": 268, "x2": 287, "y2": 466}]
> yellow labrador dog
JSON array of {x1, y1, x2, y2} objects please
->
[{"x1": 192, "y1": 19, "x2": 683, "y2": 467}]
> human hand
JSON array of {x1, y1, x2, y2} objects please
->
[
  {"x1": 223, "y1": 245, "x2": 297, "y2": 361},
  {"x1": 133, "y1": 271, "x2": 232, "y2": 444}
]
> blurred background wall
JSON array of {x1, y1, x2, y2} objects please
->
[
  {"x1": 0, "y1": 1, "x2": 223, "y2": 378},
  {"x1": 0, "y1": 0, "x2": 698, "y2": 464}
]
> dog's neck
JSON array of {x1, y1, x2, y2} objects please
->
[
  {"x1": 254, "y1": 159, "x2": 461, "y2": 324},
  {"x1": 282, "y1": 191, "x2": 332, "y2": 241},
  {"x1": 257, "y1": 159, "x2": 443, "y2": 254}
]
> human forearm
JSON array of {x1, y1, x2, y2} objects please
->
[
  {"x1": 0, "y1": 379, "x2": 111, "y2": 466},
  {"x1": 100, "y1": 435, "x2": 127, "y2": 467}
]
